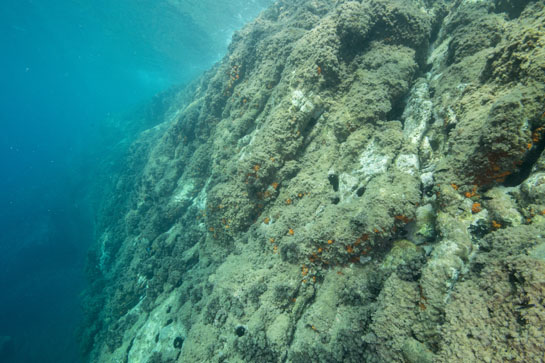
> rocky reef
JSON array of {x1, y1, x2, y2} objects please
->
[{"x1": 79, "y1": 0, "x2": 545, "y2": 362}]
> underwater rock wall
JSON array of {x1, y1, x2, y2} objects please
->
[{"x1": 80, "y1": 0, "x2": 545, "y2": 362}]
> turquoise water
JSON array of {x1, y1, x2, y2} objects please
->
[{"x1": 0, "y1": 1, "x2": 270, "y2": 361}]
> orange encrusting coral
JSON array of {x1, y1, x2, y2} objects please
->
[
  {"x1": 394, "y1": 215, "x2": 411, "y2": 223},
  {"x1": 465, "y1": 185, "x2": 478, "y2": 198},
  {"x1": 472, "y1": 152, "x2": 514, "y2": 186}
]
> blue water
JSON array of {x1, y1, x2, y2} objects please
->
[{"x1": 0, "y1": 0, "x2": 270, "y2": 361}]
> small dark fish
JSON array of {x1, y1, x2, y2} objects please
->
[{"x1": 515, "y1": 303, "x2": 535, "y2": 310}]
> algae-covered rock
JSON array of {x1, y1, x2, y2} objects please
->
[
  {"x1": 522, "y1": 172, "x2": 545, "y2": 204},
  {"x1": 437, "y1": 257, "x2": 545, "y2": 363},
  {"x1": 411, "y1": 203, "x2": 437, "y2": 243},
  {"x1": 484, "y1": 186, "x2": 523, "y2": 226},
  {"x1": 79, "y1": 0, "x2": 545, "y2": 362},
  {"x1": 402, "y1": 337, "x2": 435, "y2": 363},
  {"x1": 381, "y1": 239, "x2": 420, "y2": 266},
  {"x1": 529, "y1": 241, "x2": 545, "y2": 262}
]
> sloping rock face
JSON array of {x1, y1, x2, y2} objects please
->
[{"x1": 80, "y1": 0, "x2": 545, "y2": 362}]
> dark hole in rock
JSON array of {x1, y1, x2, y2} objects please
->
[
  {"x1": 469, "y1": 219, "x2": 491, "y2": 240},
  {"x1": 303, "y1": 115, "x2": 319, "y2": 136},
  {"x1": 166, "y1": 306, "x2": 172, "y2": 314},
  {"x1": 445, "y1": 122, "x2": 456, "y2": 135},
  {"x1": 320, "y1": 332, "x2": 331, "y2": 344},
  {"x1": 494, "y1": 0, "x2": 532, "y2": 19},
  {"x1": 328, "y1": 173, "x2": 339, "y2": 192},
  {"x1": 235, "y1": 325, "x2": 246, "y2": 337},
  {"x1": 387, "y1": 96, "x2": 407, "y2": 123},
  {"x1": 509, "y1": 271, "x2": 525, "y2": 285},
  {"x1": 331, "y1": 196, "x2": 340, "y2": 205},
  {"x1": 471, "y1": 262, "x2": 486, "y2": 274},
  {"x1": 165, "y1": 318, "x2": 173, "y2": 326},
  {"x1": 173, "y1": 336, "x2": 184, "y2": 349},
  {"x1": 356, "y1": 186, "x2": 365, "y2": 197},
  {"x1": 503, "y1": 130, "x2": 545, "y2": 187},
  {"x1": 155, "y1": 333, "x2": 159, "y2": 343},
  {"x1": 516, "y1": 313, "x2": 528, "y2": 326}
]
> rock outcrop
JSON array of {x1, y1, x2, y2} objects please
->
[{"x1": 80, "y1": 0, "x2": 545, "y2": 362}]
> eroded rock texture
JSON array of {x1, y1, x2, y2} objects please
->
[{"x1": 80, "y1": 0, "x2": 545, "y2": 362}]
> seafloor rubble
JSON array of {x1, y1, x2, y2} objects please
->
[{"x1": 79, "y1": 0, "x2": 545, "y2": 362}]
